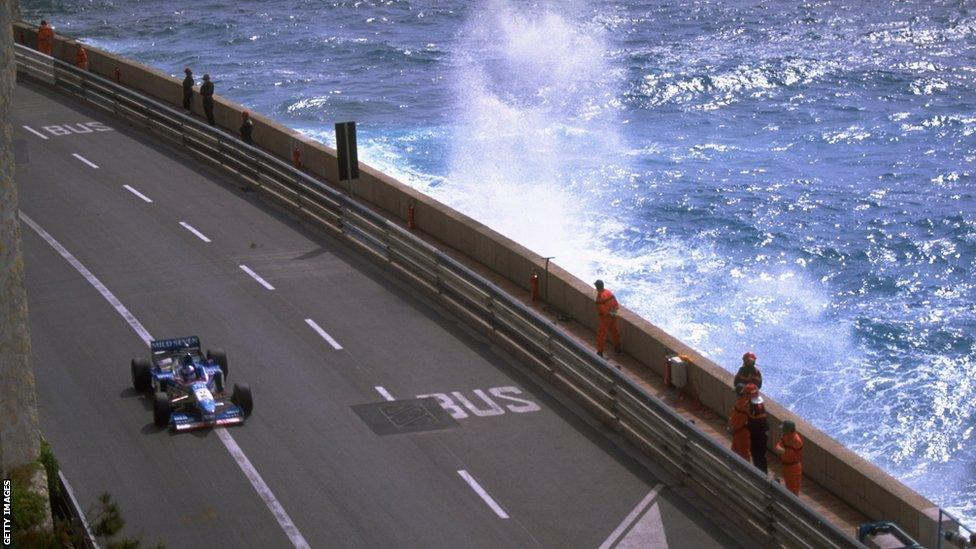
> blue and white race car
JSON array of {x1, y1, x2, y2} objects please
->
[{"x1": 130, "y1": 336, "x2": 253, "y2": 431}]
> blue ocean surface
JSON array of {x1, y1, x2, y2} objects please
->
[{"x1": 22, "y1": 0, "x2": 976, "y2": 527}]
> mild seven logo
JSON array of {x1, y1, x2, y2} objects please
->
[{"x1": 151, "y1": 336, "x2": 200, "y2": 351}]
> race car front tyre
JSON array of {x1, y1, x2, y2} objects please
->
[
  {"x1": 153, "y1": 394, "x2": 172, "y2": 428},
  {"x1": 207, "y1": 348, "x2": 229, "y2": 378},
  {"x1": 232, "y1": 383, "x2": 253, "y2": 417},
  {"x1": 131, "y1": 358, "x2": 152, "y2": 393}
]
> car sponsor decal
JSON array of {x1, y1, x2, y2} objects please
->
[{"x1": 150, "y1": 336, "x2": 200, "y2": 352}]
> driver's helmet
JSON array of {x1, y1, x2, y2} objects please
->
[{"x1": 180, "y1": 354, "x2": 196, "y2": 381}]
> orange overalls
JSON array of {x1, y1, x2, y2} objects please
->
[
  {"x1": 776, "y1": 431, "x2": 804, "y2": 495},
  {"x1": 728, "y1": 395, "x2": 751, "y2": 461},
  {"x1": 75, "y1": 45, "x2": 88, "y2": 70},
  {"x1": 37, "y1": 23, "x2": 54, "y2": 55},
  {"x1": 595, "y1": 288, "x2": 621, "y2": 354}
]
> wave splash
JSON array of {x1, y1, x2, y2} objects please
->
[{"x1": 432, "y1": 1, "x2": 626, "y2": 274}]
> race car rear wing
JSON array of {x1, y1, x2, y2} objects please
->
[{"x1": 150, "y1": 336, "x2": 201, "y2": 354}]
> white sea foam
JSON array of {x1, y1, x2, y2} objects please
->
[
  {"x1": 823, "y1": 125, "x2": 872, "y2": 144},
  {"x1": 635, "y1": 53, "x2": 832, "y2": 109},
  {"x1": 910, "y1": 77, "x2": 949, "y2": 95},
  {"x1": 286, "y1": 96, "x2": 331, "y2": 113}
]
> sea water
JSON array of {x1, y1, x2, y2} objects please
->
[{"x1": 22, "y1": 0, "x2": 976, "y2": 527}]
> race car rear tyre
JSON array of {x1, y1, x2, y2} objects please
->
[
  {"x1": 131, "y1": 358, "x2": 152, "y2": 393},
  {"x1": 207, "y1": 348, "x2": 229, "y2": 378},
  {"x1": 232, "y1": 383, "x2": 253, "y2": 417},
  {"x1": 153, "y1": 393, "x2": 171, "y2": 428}
]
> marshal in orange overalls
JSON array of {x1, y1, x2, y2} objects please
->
[
  {"x1": 775, "y1": 426, "x2": 804, "y2": 495},
  {"x1": 37, "y1": 21, "x2": 54, "y2": 55},
  {"x1": 595, "y1": 284, "x2": 621, "y2": 355},
  {"x1": 728, "y1": 390, "x2": 752, "y2": 461},
  {"x1": 75, "y1": 44, "x2": 89, "y2": 70}
]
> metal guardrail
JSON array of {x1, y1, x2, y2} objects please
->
[
  {"x1": 939, "y1": 509, "x2": 975, "y2": 549},
  {"x1": 55, "y1": 471, "x2": 99, "y2": 549},
  {"x1": 15, "y1": 43, "x2": 862, "y2": 548}
]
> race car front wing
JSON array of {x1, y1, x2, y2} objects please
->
[{"x1": 171, "y1": 405, "x2": 246, "y2": 432}]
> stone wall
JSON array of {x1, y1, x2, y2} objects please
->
[{"x1": 1, "y1": 9, "x2": 42, "y2": 477}]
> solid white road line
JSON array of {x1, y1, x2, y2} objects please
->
[
  {"x1": 598, "y1": 483, "x2": 665, "y2": 549},
  {"x1": 20, "y1": 212, "x2": 154, "y2": 345},
  {"x1": 217, "y1": 430, "x2": 310, "y2": 549},
  {"x1": 72, "y1": 153, "x2": 99, "y2": 169},
  {"x1": 22, "y1": 125, "x2": 48, "y2": 139},
  {"x1": 457, "y1": 470, "x2": 509, "y2": 519},
  {"x1": 123, "y1": 184, "x2": 153, "y2": 203},
  {"x1": 304, "y1": 318, "x2": 342, "y2": 350},
  {"x1": 20, "y1": 212, "x2": 311, "y2": 549},
  {"x1": 179, "y1": 221, "x2": 212, "y2": 243},
  {"x1": 375, "y1": 386, "x2": 395, "y2": 401},
  {"x1": 240, "y1": 264, "x2": 275, "y2": 290}
]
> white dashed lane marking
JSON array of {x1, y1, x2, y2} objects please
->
[
  {"x1": 72, "y1": 153, "x2": 99, "y2": 169},
  {"x1": 304, "y1": 318, "x2": 343, "y2": 350},
  {"x1": 239, "y1": 264, "x2": 275, "y2": 290},
  {"x1": 179, "y1": 221, "x2": 212, "y2": 243},
  {"x1": 375, "y1": 386, "x2": 395, "y2": 401},
  {"x1": 123, "y1": 185, "x2": 153, "y2": 203},
  {"x1": 458, "y1": 470, "x2": 509, "y2": 519}
]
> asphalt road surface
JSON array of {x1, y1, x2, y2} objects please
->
[{"x1": 14, "y1": 79, "x2": 736, "y2": 548}]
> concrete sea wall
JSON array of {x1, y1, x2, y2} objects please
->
[{"x1": 13, "y1": 22, "x2": 950, "y2": 542}]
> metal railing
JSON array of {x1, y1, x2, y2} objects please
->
[
  {"x1": 54, "y1": 472, "x2": 99, "y2": 549},
  {"x1": 939, "y1": 509, "x2": 975, "y2": 549},
  {"x1": 15, "y1": 43, "x2": 862, "y2": 548}
]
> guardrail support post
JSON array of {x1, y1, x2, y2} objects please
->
[
  {"x1": 542, "y1": 256, "x2": 553, "y2": 304},
  {"x1": 765, "y1": 487, "x2": 778, "y2": 545},
  {"x1": 680, "y1": 437, "x2": 692, "y2": 484},
  {"x1": 608, "y1": 385, "x2": 621, "y2": 426},
  {"x1": 487, "y1": 296, "x2": 496, "y2": 331}
]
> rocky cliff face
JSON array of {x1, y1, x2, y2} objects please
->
[{"x1": 0, "y1": 0, "x2": 42, "y2": 475}]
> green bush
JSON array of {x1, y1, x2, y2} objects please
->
[
  {"x1": 8, "y1": 462, "x2": 55, "y2": 547},
  {"x1": 90, "y1": 492, "x2": 125, "y2": 538},
  {"x1": 38, "y1": 438, "x2": 60, "y2": 499},
  {"x1": 10, "y1": 469, "x2": 46, "y2": 531},
  {"x1": 5, "y1": 440, "x2": 160, "y2": 547}
]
